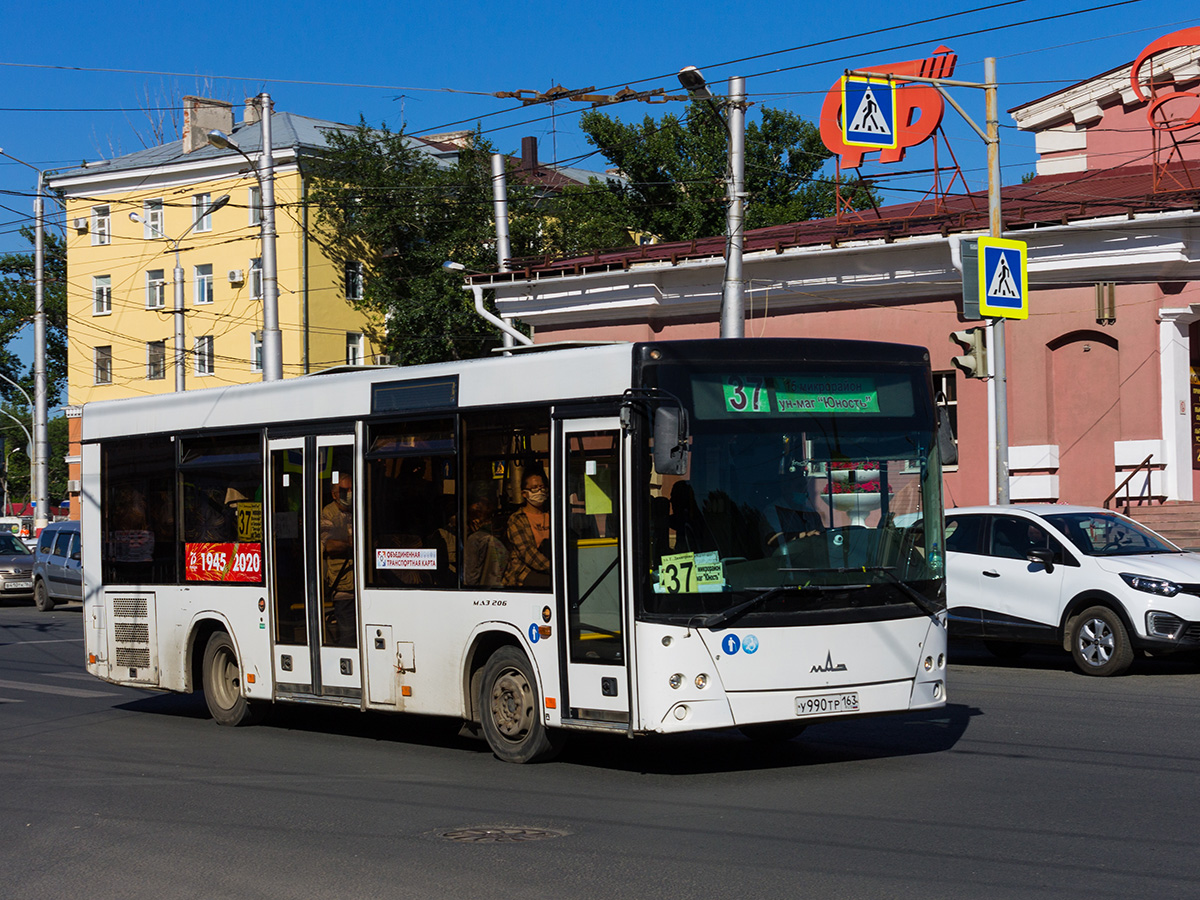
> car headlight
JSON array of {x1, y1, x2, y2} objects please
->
[{"x1": 1120, "y1": 573, "x2": 1180, "y2": 597}]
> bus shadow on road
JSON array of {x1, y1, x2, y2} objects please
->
[
  {"x1": 114, "y1": 695, "x2": 977, "y2": 774},
  {"x1": 551, "y1": 703, "x2": 977, "y2": 775}
]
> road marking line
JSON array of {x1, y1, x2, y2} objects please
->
[
  {"x1": 0, "y1": 678, "x2": 119, "y2": 698},
  {"x1": 0, "y1": 638, "x2": 84, "y2": 646}
]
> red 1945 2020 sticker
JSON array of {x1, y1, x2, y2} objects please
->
[{"x1": 185, "y1": 542, "x2": 262, "y2": 582}]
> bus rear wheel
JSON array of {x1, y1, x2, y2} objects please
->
[
  {"x1": 479, "y1": 646, "x2": 563, "y2": 764},
  {"x1": 202, "y1": 631, "x2": 263, "y2": 726}
]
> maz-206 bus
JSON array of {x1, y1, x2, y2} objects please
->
[{"x1": 81, "y1": 339, "x2": 949, "y2": 763}]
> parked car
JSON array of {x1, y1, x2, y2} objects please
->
[
  {"x1": 32, "y1": 521, "x2": 82, "y2": 611},
  {"x1": 0, "y1": 531, "x2": 35, "y2": 603},
  {"x1": 945, "y1": 505, "x2": 1200, "y2": 676}
]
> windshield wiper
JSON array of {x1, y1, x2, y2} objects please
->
[
  {"x1": 785, "y1": 566, "x2": 942, "y2": 619},
  {"x1": 699, "y1": 583, "x2": 848, "y2": 629}
]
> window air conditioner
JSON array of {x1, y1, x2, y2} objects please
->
[
  {"x1": 228, "y1": 269, "x2": 244, "y2": 284},
  {"x1": 66, "y1": 480, "x2": 81, "y2": 493},
  {"x1": 73, "y1": 218, "x2": 89, "y2": 231}
]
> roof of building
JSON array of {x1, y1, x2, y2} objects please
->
[
  {"x1": 479, "y1": 160, "x2": 1200, "y2": 284},
  {"x1": 47, "y1": 111, "x2": 455, "y2": 183}
]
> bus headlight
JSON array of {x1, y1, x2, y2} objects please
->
[
  {"x1": 694, "y1": 673, "x2": 709, "y2": 689},
  {"x1": 669, "y1": 673, "x2": 683, "y2": 690},
  {"x1": 923, "y1": 656, "x2": 934, "y2": 671}
]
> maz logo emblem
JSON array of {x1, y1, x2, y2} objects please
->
[{"x1": 811, "y1": 651, "x2": 848, "y2": 673}]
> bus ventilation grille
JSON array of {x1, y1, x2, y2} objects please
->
[{"x1": 110, "y1": 594, "x2": 155, "y2": 673}]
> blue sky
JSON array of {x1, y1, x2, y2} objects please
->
[{"x1": 3, "y1": 0, "x2": 1197, "y2": 365}]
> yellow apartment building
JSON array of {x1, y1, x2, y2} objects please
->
[{"x1": 47, "y1": 97, "x2": 392, "y2": 408}]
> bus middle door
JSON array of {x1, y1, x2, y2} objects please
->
[
  {"x1": 559, "y1": 418, "x2": 631, "y2": 726},
  {"x1": 268, "y1": 435, "x2": 362, "y2": 702}
]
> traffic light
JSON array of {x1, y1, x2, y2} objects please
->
[{"x1": 950, "y1": 328, "x2": 988, "y2": 379}]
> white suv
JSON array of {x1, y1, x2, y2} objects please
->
[{"x1": 945, "y1": 505, "x2": 1200, "y2": 676}]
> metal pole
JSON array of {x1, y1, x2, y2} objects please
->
[
  {"x1": 32, "y1": 171, "x2": 48, "y2": 529},
  {"x1": 490, "y1": 153, "x2": 514, "y2": 353},
  {"x1": 722, "y1": 76, "x2": 746, "y2": 339},
  {"x1": 258, "y1": 94, "x2": 283, "y2": 381},
  {"x1": 174, "y1": 252, "x2": 186, "y2": 392},
  {"x1": 986, "y1": 58, "x2": 1010, "y2": 505}
]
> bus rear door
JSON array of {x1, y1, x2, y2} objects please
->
[{"x1": 268, "y1": 435, "x2": 362, "y2": 702}]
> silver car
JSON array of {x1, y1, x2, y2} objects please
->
[
  {"x1": 0, "y1": 532, "x2": 35, "y2": 603},
  {"x1": 32, "y1": 521, "x2": 82, "y2": 611}
]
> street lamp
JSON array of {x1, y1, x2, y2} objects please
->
[
  {"x1": 0, "y1": 372, "x2": 34, "y2": 518},
  {"x1": 130, "y1": 194, "x2": 230, "y2": 392},
  {"x1": 206, "y1": 92, "x2": 282, "y2": 382},
  {"x1": 675, "y1": 68, "x2": 746, "y2": 340},
  {"x1": 0, "y1": 147, "x2": 49, "y2": 531},
  {"x1": 442, "y1": 261, "x2": 532, "y2": 353}
]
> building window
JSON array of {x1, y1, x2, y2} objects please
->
[
  {"x1": 934, "y1": 369, "x2": 958, "y2": 470},
  {"x1": 251, "y1": 330, "x2": 263, "y2": 372},
  {"x1": 95, "y1": 346, "x2": 113, "y2": 384},
  {"x1": 147, "y1": 340, "x2": 166, "y2": 380},
  {"x1": 91, "y1": 205, "x2": 111, "y2": 245},
  {"x1": 146, "y1": 269, "x2": 165, "y2": 309},
  {"x1": 345, "y1": 261, "x2": 363, "y2": 300},
  {"x1": 249, "y1": 257, "x2": 263, "y2": 300},
  {"x1": 194, "y1": 264, "x2": 213, "y2": 304},
  {"x1": 248, "y1": 185, "x2": 262, "y2": 226},
  {"x1": 143, "y1": 199, "x2": 164, "y2": 239},
  {"x1": 193, "y1": 193, "x2": 214, "y2": 232},
  {"x1": 195, "y1": 335, "x2": 214, "y2": 376},
  {"x1": 346, "y1": 332, "x2": 364, "y2": 366},
  {"x1": 93, "y1": 275, "x2": 112, "y2": 315}
]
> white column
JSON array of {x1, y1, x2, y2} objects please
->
[{"x1": 1158, "y1": 307, "x2": 1199, "y2": 501}]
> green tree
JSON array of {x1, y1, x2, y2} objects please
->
[
  {"x1": 0, "y1": 226, "x2": 68, "y2": 407},
  {"x1": 548, "y1": 102, "x2": 858, "y2": 251},
  {"x1": 308, "y1": 123, "x2": 540, "y2": 366}
]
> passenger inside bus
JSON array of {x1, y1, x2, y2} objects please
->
[
  {"x1": 320, "y1": 473, "x2": 356, "y2": 646},
  {"x1": 502, "y1": 468, "x2": 552, "y2": 588},
  {"x1": 463, "y1": 485, "x2": 508, "y2": 587}
]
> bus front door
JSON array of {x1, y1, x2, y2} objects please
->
[
  {"x1": 560, "y1": 419, "x2": 631, "y2": 725},
  {"x1": 268, "y1": 435, "x2": 362, "y2": 702}
]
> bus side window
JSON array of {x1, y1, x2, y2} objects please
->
[
  {"x1": 461, "y1": 408, "x2": 550, "y2": 591},
  {"x1": 100, "y1": 436, "x2": 177, "y2": 584},
  {"x1": 365, "y1": 420, "x2": 457, "y2": 589}
]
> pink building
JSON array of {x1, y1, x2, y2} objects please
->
[{"x1": 482, "y1": 34, "x2": 1200, "y2": 540}]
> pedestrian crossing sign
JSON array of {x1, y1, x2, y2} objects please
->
[
  {"x1": 978, "y1": 237, "x2": 1028, "y2": 319},
  {"x1": 841, "y1": 76, "x2": 898, "y2": 149}
]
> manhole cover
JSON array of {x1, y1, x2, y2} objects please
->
[{"x1": 441, "y1": 826, "x2": 567, "y2": 844}]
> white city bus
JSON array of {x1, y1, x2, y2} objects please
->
[{"x1": 81, "y1": 339, "x2": 949, "y2": 762}]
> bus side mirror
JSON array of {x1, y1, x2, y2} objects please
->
[
  {"x1": 936, "y1": 403, "x2": 958, "y2": 467},
  {"x1": 653, "y1": 406, "x2": 689, "y2": 475}
]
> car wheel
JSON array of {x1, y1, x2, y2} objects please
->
[
  {"x1": 201, "y1": 631, "x2": 264, "y2": 726},
  {"x1": 984, "y1": 640, "x2": 1030, "y2": 660},
  {"x1": 1070, "y1": 606, "x2": 1134, "y2": 677},
  {"x1": 34, "y1": 579, "x2": 55, "y2": 612},
  {"x1": 739, "y1": 722, "x2": 808, "y2": 742},
  {"x1": 479, "y1": 646, "x2": 563, "y2": 763}
]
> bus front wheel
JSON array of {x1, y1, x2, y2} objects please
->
[
  {"x1": 202, "y1": 631, "x2": 263, "y2": 726},
  {"x1": 479, "y1": 646, "x2": 563, "y2": 764}
]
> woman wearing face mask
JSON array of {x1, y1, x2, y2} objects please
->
[{"x1": 502, "y1": 468, "x2": 551, "y2": 588}]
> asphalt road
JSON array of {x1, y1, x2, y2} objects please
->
[{"x1": 3, "y1": 601, "x2": 1199, "y2": 900}]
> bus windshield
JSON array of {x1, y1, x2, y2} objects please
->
[{"x1": 642, "y1": 366, "x2": 944, "y2": 623}]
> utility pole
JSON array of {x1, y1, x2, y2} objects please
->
[
  {"x1": 0, "y1": 148, "x2": 50, "y2": 530},
  {"x1": 985, "y1": 58, "x2": 1010, "y2": 504},
  {"x1": 677, "y1": 68, "x2": 747, "y2": 339},
  {"x1": 490, "y1": 153, "x2": 514, "y2": 353}
]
